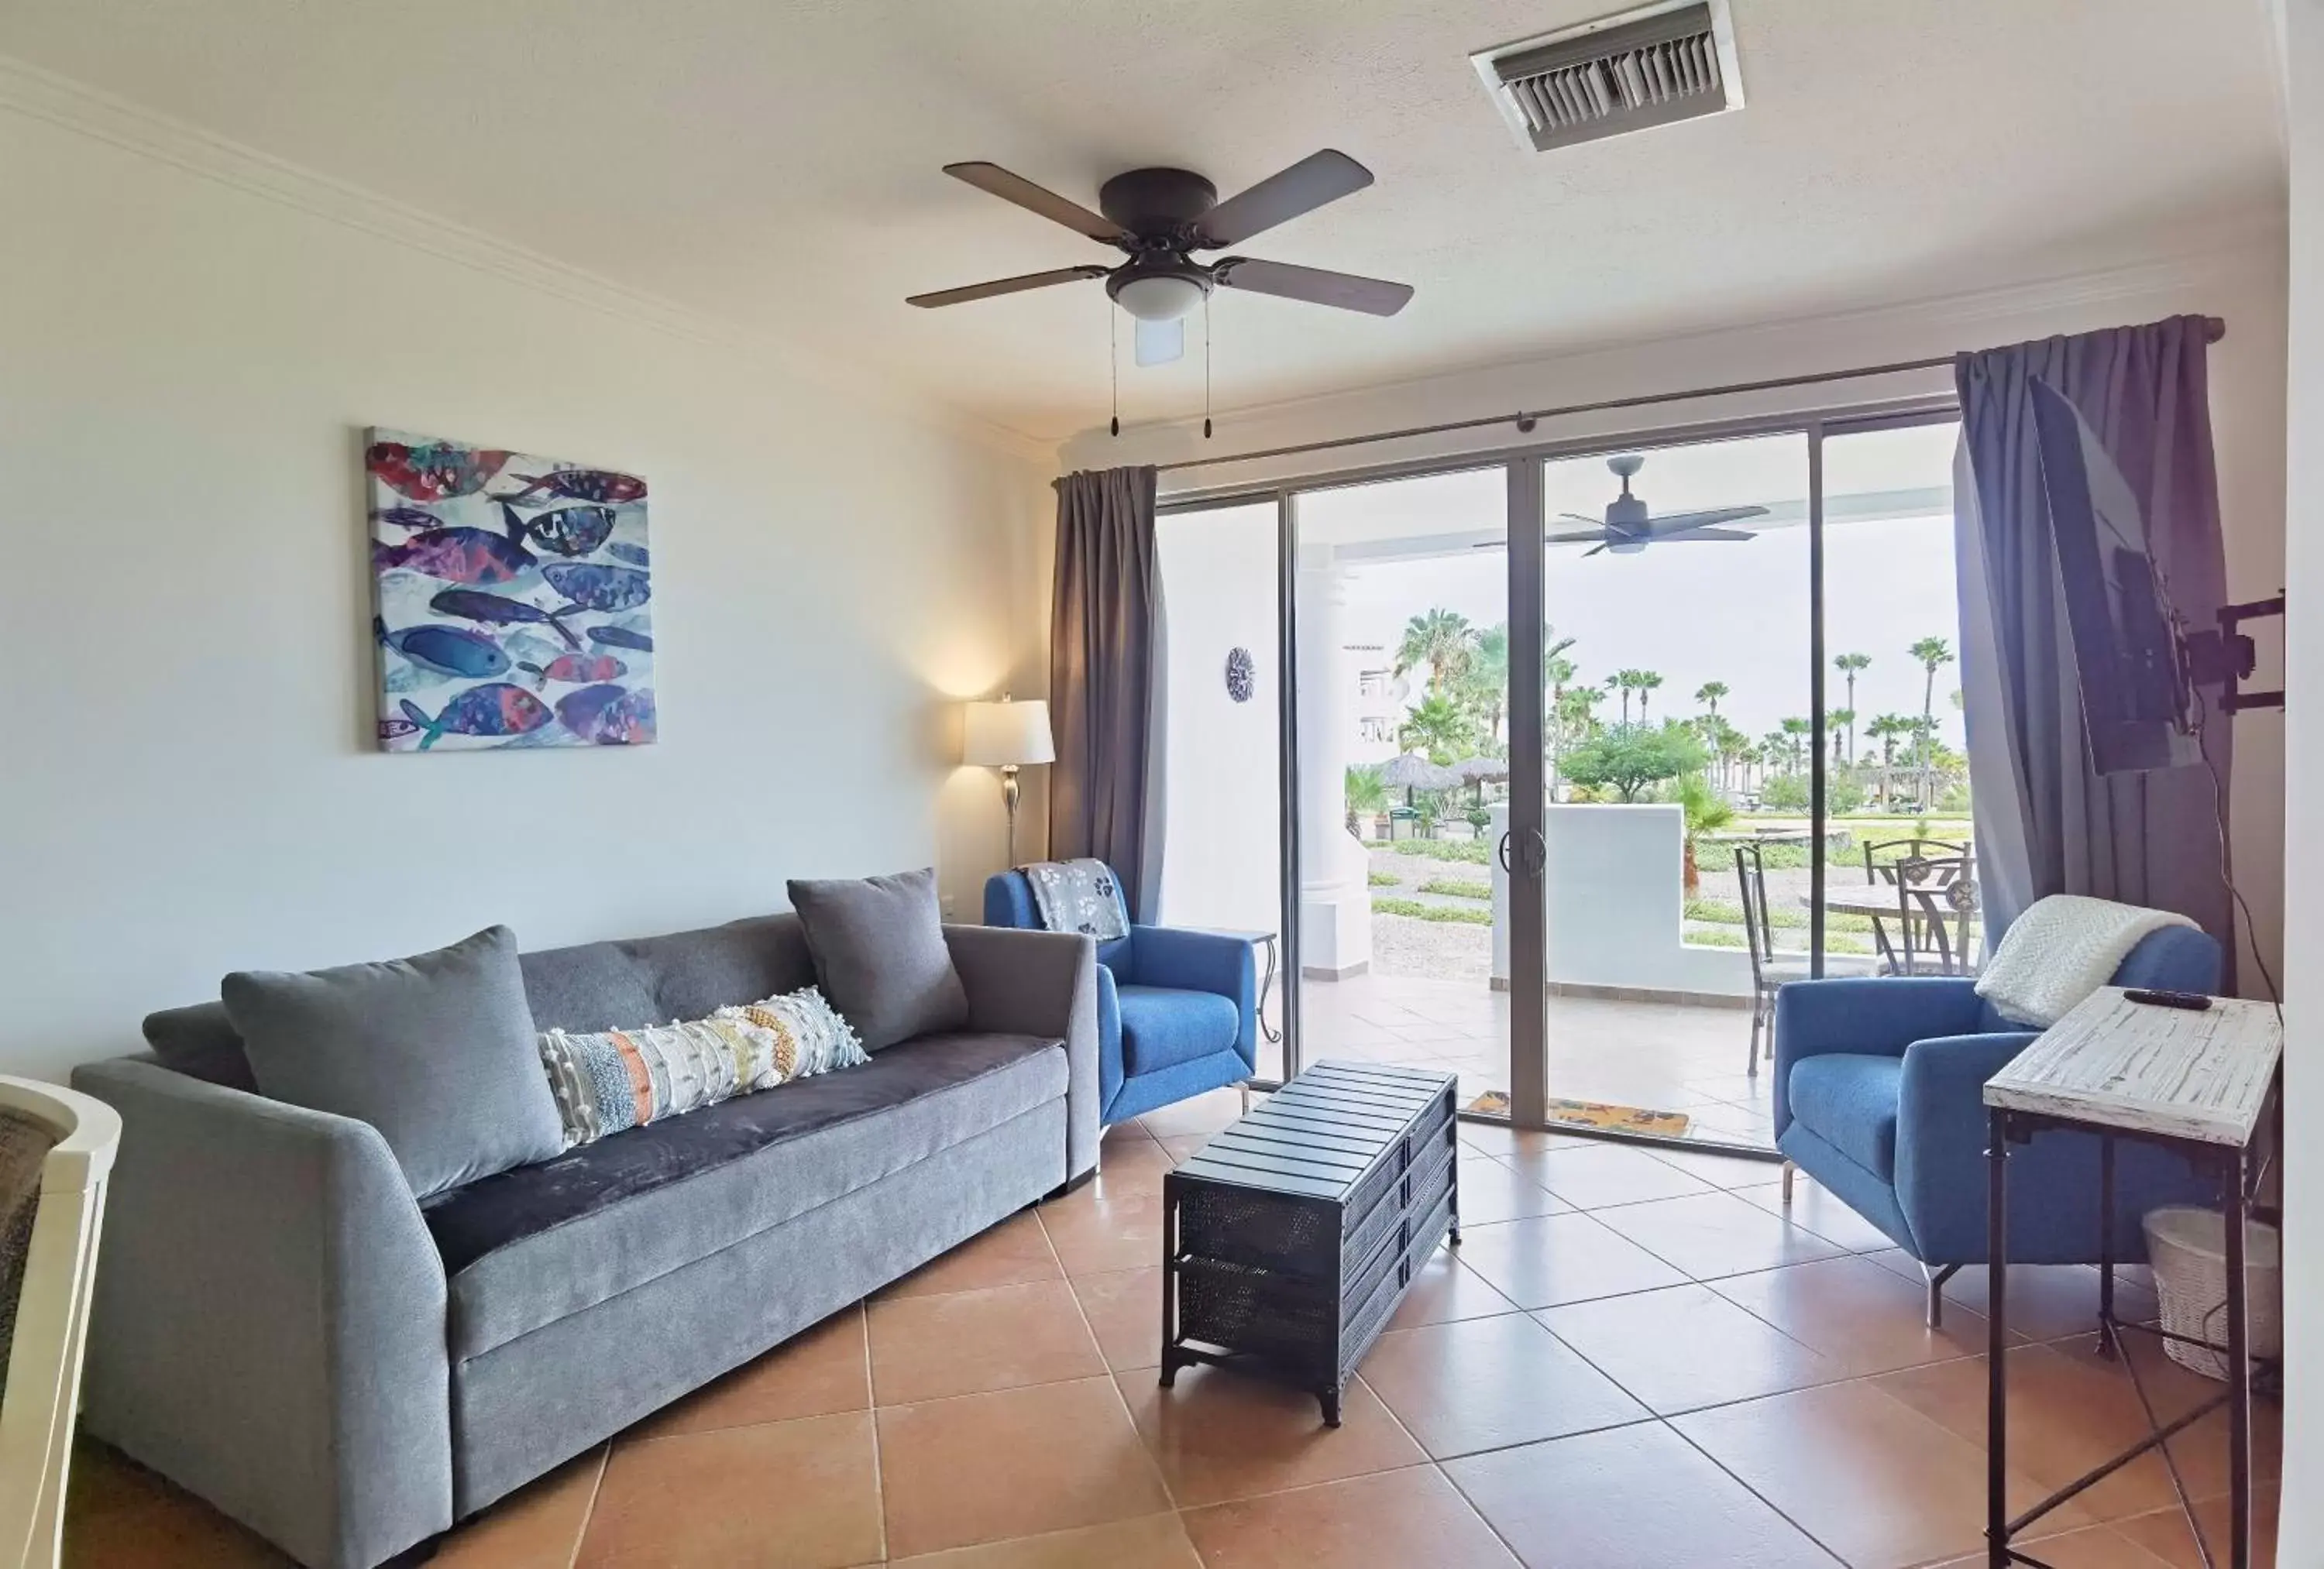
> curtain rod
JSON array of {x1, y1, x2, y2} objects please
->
[{"x1": 1147, "y1": 315, "x2": 2227, "y2": 476}]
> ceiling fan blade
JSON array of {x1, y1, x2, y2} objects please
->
[
  {"x1": 1665, "y1": 527, "x2": 1755, "y2": 541},
  {"x1": 1135, "y1": 317, "x2": 1184, "y2": 366},
  {"x1": 1214, "y1": 257, "x2": 1413, "y2": 316},
  {"x1": 1194, "y1": 149, "x2": 1375, "y2": 247},
  {"x1": 1639, "y1": 505, "x2": 1770, "y2": 536},
  {"x1": 1543, "y1": 529, "x2": 1609, "y2": 544},
  {"x1": 906, "y1": 265, "x2": 1109, "y2": 308},
  {"x1": 942, "y1": 163, "x2": 1132, "y2": 244},
  {"x1": 1556, "y1": 512, "x2": 1604, "y2": 526},
  {"x1": 1582, "y1": 542, "x2": 1610, "y2": 558}
]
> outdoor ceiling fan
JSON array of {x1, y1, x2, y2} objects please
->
[
  {"x1": 906, "y1": 152, "x2": 1414, "y2": 367},
  {"x1": 1548, "y1": 454, "x2": 1769, "y2": 556}
]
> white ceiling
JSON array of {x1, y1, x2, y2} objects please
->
[{"x1": 1, "y1": 0, "x2": 2285, "y2": 445}]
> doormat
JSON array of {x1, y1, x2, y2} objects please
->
[{"x1": 1464, "y1": 1090, "x2": 1693, "y2": 1138}]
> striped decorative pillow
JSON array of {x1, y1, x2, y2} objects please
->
[{"x1": 536, "y1": 987, "x2": 868, "y2": 1150}]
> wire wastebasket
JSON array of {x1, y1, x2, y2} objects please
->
[{"x1": 2140, "y1": 1205, "x2": 2282, "y2": 1380}]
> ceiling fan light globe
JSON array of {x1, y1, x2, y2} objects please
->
[{"x1": 1113, "y1": 273, "x2": 1206, "y2": 321}]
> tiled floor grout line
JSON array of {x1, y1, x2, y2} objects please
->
[
  {"x1": 1649, "y1": 1411, "x2": 1856, "y2": 1567},
  {"x1": 560, "y1": 1442, "x2": 610, "y2": 1569},
  {"x1": 857, "y1": 1301, "x2": 889, "y2": 1566}
]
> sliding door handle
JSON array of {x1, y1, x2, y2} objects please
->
[
  {"x1": 1521, "y1": 828, "x2": 1548, "y2": 877},
  {"x1": 1497, "y1": 833, "x2": 1514, "y2": 874}
]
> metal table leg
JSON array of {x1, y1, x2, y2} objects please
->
[
  {"x1": 1987, "y1": 1106, "x2": 2010, "y2": 1568},
  {"x1": 2226, "y1": 1146, "x2": 2251, "y2": 1567}
]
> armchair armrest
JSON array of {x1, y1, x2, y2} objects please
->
[
  {"x1": 69, "y1": 1057, "x2": 451, "y2": 1569},
  {"x1": 1892, "y1": 1032, "x2": 2040, "y2": 1260},
  {"x1": 943, "y1": 925, "x2": 1101, "y2": 1178},
  {"x1": 1126, "y1": 925, "x2": 1259, "y2": 1070},
  {"x1": 1774, "y1": 978, "x2": 1985, "y2": 1135}
]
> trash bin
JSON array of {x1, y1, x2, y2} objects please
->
[{"x1": 2140, "y1": 1206, "x2": 2282, "y2": 1380}]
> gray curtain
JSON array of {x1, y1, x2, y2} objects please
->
[
  {"x1": 1048, "y1": 465, "x2": 1162, "y2": 917},
  {"x1": 1954, "y1": 315, "x2": 2233, "y2": 975}
]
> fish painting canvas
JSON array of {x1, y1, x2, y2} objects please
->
[{"x1": 367, "y1": 428, "x2": 655, "y2": 750}]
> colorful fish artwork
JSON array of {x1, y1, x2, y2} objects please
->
[
  {"x1": 586, "y1": 624, "x2": 654, "y2": 653},
  {"x1": 541, "y1": 561, "x2": 651, "y2": 613},
  {"x1": 519, "y1": 653, "x2": 627, "y2": 687},
  {"x1": 500, "y1": 500, "x2": 617, "y2": 558},
  {"x1": 369, "y1": 428, "x2": 655, "y2": 751},
  {"x1": 495, "y1": 467, "x2": 648, "y2": 505},
  {"x1": 367, "y1": 439, "x2": 511, "y2": 502},
  {"x1": 555, "y1": 683, "x2": 657, "y2": 745},
  {"x1": 371, "y1": 506, "x2": 442, "y2": 532},
  {"x1": 399, "y1": 684, "x2": 554, "y2": 750},
  {"x1": 427, "y1": 589, "x2": 583, "y2": 649},
  {"x1": 373, "y1": 524, "x2": 534, "y2": 585},
  {"x1": 374, "y1": 617, "x2": 511, "y2": 678}
]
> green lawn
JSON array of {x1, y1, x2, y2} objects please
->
[
  {"x1": 1373, "y1": 897, "x2": 1494, "y2": 925},
  {"x1": 1418, "y1": 878, "x2": 1492, "y2": 901}
]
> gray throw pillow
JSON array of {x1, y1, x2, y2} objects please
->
[
  {"x1": 221, "y1": 926, "x2": 566, "y2": 1197},
  {"x1": 787, "y1": 868, "x2": 970, "y2": 1051}
]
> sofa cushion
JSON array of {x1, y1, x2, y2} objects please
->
[
  {"x1": 1116, "y1": 985, "x2": 1240, "y2": 1076},
  {"x1": 140, "y1": 915, "x2": 821, "y2": 1090},
  {"x1": 789, "y1": 869, "x2": 971, "y2": 1051},
  {"x1": 422, "y1": 1030, "x2": 1067, "y2": 1358},
  {"x1": 222, "y1": 926, "x2": 566, "y2": 1199},
  {"x1": 1786, "y1": 1054, "x2": 1904, "y2": 1179}
]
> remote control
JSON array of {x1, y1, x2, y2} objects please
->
[{"x1": 2123, "y1": 988, "x2": 2212, "y2": 1011}]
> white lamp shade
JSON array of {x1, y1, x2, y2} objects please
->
[{"x1": 963, "y1": 699, "x2": 1054, "y2": 767}]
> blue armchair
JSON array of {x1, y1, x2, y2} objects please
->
[
  {"x1": 1772, "y1": 925, "x2": 2222, "y2": 1325},
  {"x1": 985, "y1": 868, "x2": 1259, "y2": 1128}
]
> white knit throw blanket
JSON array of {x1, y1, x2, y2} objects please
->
[{"x1": 1974, "y1": 894, "x2": 2198, "y2": 1027}]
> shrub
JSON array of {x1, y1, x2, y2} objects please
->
[
  {"x1": 1367, "y1": 870, "x2": 1401, "y2": 887},
  {"x1": 1418, "y1": 878, "x2": 1492, "y2": 900}
]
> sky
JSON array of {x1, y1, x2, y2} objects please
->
[{"x1": 1312, "y1": 423, "x2": 1966, "y2": 757}]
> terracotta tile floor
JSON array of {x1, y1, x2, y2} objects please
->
[{"x1": 67, "y1": 1093, "x2": 2281, "y2": 1569}]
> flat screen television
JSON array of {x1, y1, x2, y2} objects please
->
[{"x1": 2027, "y1": 378, "x2": 2203, "y2": 774}]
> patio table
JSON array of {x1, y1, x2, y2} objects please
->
[{"x1": 1801, "y1": 883, "x2": 1978, "y2": 975}]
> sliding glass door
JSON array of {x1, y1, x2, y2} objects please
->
[
  {"x1": 1289, "y1": 469, "x2": 1513, "y2": 1112},
  {"x1": 1150, "y1": 403, "x2": 1964, "y2": 1146}
]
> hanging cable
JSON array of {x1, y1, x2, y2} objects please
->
[{"x1": 1203, "y1": 291, "x2": 1214, "y2": 440}]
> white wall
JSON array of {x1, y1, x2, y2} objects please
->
[
  {"x1": 1153, "y1": 505, "x2": 1282, "y2": 935},
  {"x1": 0, "y1": 100, "x2": 1053, "y2": 1083},
  {"x1": 2273, "y1": 0, "x2": 2319, "y2": 1554},
  {"x1": 1068, "y1": 244, "x2": 2290, "y2": 993}
]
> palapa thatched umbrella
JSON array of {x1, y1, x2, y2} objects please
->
[
  {"x1": 1452, "y1": 755, "x2": 1511, "y2": 804},
  {"x1": 1380, "y1": 750, "x2": 1460, "y2": 805}
]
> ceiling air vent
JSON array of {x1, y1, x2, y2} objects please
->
[{"x1": 1472, "y1": 0, "x2": 1744, "y2": 154}]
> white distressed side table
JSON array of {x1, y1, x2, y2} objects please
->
[{"x1": 1981, "y1": 986, "x2": 2283, "y2": 1568}]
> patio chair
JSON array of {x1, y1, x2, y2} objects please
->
[
  {"x1": 985, "y1": 867, "x2": 1258, "y2": 1128},
  {"x1": 1772, "y1": 920, "x2": 2219, "y2": 1327},
  {"x1": 0, "y1": 1077, "x2": 121, "y2": 1569},
  {"x1": 1734, "y1": 843, "x2": 1807, "y2": 1076},
  {"x1": 1862, "y1": 839, "x2": 1970, "y2": 975}
]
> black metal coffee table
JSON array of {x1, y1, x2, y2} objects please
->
[{"x1": 1159, "y1": 1060, "x2": 1459, "y2": 1425}]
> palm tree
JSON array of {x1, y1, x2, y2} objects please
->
[
  {"x1": 1608, "y1": 673, "x2": 1633, "y2": 726},
  {"x1": 1635, "y1": 670, "x2": 1664, "y2": 723},
  {"x1": 1779, "y1": 716, "x2": 1812, "y2": 774},
  {"x1": 1909, "y1": 636, "x2": 1955, "y2": 808},
  {"x1": 1762, "y1": 728, "x2": 1793, "y2": 778},
  {"x1": 1397, "y1": 693, "x2": 1473, "y2": 764},
  {"x1": 1829, "y1": 707, "x2": 1856, "y2": 769},
  {"x1": 1714, "y1": 719, "x2": 1750, "y2": 791},
  {"x1": 1464, "y1": 622, "x2": 1510, "y2": 747},
  {"x1": 1343, "y1": 764, "x2": 1388, "y2": 835},
  {"x1": 1545, "y1": 652, "x2": 1580, "y2": 782},
  {"x1": 1695, "y1": 681, "x2": 1728, "y2": 720},
  {"x1": 1394, "y1": 608, "x2": 1473, "y2": 697},
  {"x1": 1834, "y1": 653, "x2": 1871, "y2": 760},
  {"x1": 1867, "y1": 713, "x2": 1910, "y2": 807}
]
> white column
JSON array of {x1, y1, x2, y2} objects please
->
[{"x1": 1295, "y1": 543, "x2": 1371, "y2": 977}]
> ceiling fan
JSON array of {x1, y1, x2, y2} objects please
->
[
  {"x1": 906, "y1": 152, "x2": 1413, "y2": 367},
  {"x1": 1547, "y1": 454, "x2": 1769, "y2": 556}
]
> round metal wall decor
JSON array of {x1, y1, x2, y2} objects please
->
[{"x1": 1225, "y1": 647, "x2": 1255, "y2": 703}]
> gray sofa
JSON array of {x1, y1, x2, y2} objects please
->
[{"x1": 70, "y1": 913, "x2": 1099, "y2": 1569}]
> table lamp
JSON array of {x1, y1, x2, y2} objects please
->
[{"x1": 963, "y1": 695, "x2": 1054, "y2": 867}]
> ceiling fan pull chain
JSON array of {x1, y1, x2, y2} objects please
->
[
  {"x1": 1203, "y1": 293, "x2": 1213, "y2": 440},
  {"x1": 1109, "y1": 297, "x2": 1120, "y2": 438}
]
